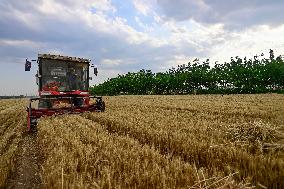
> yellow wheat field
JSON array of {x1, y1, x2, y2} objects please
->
[
  {"x1": 0, "y1": 99, "x2": 26, "y2": 187},
  {"x1": 0, "y1": 94, "x2": 284, "y2": 188}
]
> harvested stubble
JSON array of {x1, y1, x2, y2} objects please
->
[{"x1": 0, "y1": 99, "x2": 27, "y2": 187}]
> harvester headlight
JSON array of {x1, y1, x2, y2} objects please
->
[
  {"x1": 80, "y1": 92, "x2": 89, "y2": 95},
  {"x1": 41, "y1": 91, "x2": 52, "y2": 95}
]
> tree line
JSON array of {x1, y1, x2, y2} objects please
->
[{"x1": 90, "y1": 50, "x2": 284, "y2": 95}]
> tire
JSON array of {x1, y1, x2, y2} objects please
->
[
  {"x1": 100, "y1": 101, "x2": 105, "y2": 112},
  {"x1": 96, "y1": 99, "x2": 105, "y2": 112},
  {"x1": 27, "y1": 109, "x2": 37, "y2": 132},
  {"x1": 30, "y1": 118, "x2": 37, "y2": 132}
]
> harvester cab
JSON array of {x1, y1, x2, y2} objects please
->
[{"x1": 25, "y1": 54, "x2": 105, "y2": 131}]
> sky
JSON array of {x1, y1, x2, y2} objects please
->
[{"x1": 0, "y1": 0, "x2": 284, "y2": 95}]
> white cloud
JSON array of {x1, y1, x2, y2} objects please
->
[
  {"x1": 133, "y1": 0, "x2": 152, "y2": 16},
  {"x1": 0, "y1": 0, "x2": 284, "y2": 95},
  {"x1": 91, "y1": 0, "x2": 116, "y2": 13},
  {"x1": 135, "y1": 16, "x2": 154, "y2": 32},
  {"x1": 156, "y1": 0, "x2": 284, "y2": 28},
  {"x1": 209, "y1": 24, "x2": 284, "y2": 63},
  {"x1": 101, "y1": 58, "x2": 122, "y2": 65},
  {"x1": 0, "y1": 39, "x2": 39, "y2": 47},
  {"x1": 164, "y1": 54, "x2": 192, "y2": 68}
]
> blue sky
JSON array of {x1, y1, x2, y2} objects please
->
[{"x1": 0, "y1": 0, "x2": 284, "y2": 95}]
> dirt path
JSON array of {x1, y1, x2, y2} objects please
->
[{"x1": 6, "y1": 133, "x2": 43, "y2": 189}]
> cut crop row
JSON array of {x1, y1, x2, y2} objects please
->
[
  {"x1": 84, "y1": 95, "x2": 284, "y2": 187},
  {"x1": 37, "y1": 115, "x2": 243, "y2": 188}
]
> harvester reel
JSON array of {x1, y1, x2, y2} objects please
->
[{"x1": 38, "y1": 99, "x2": 53, "y2": 109}]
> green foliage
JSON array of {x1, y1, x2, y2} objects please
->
[{"x1": 90, "y1": 50, "x2": 284, "y2": 95}]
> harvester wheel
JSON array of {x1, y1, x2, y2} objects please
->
[
  {"x1": 100, "y1": 101, "x2": 105, "y2": 112},
  {"x1": 29, "y1": 118, "x2": 37, "y2": 132},
  {"x1": 96, "y1": 99, "x2": 105, "y2": 112},
  {"x1": 27, "y1": 108, "x2": 37, "y2": 132}
]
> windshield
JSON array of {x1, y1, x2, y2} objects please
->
[{"x1": 40, "y1": 59, "x2": 88, "y2": 91}]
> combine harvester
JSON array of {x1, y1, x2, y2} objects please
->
[{"x1": 25, "y1": 54, "x2": 105, "y2": 131}]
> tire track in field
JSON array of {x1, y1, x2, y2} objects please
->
[
  {"x1": 81, "y1": 113, "x2": 284, "y2": 188},
  {"x1": 81, "y1": 114, "x2": 179, "y2": 159},
  {"x1": 131, "y1": 103, "x2": 276, "y2": 122},
  {"x1": 5, "y1": 133, "x2": 43, "y2": 189},
  {"x1": 81, "y1": 113, "x2": 221, "y2": 172}
]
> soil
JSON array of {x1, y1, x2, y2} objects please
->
[{"x1": 6, "y1": 132, "x2": 43, "y2": 189}]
